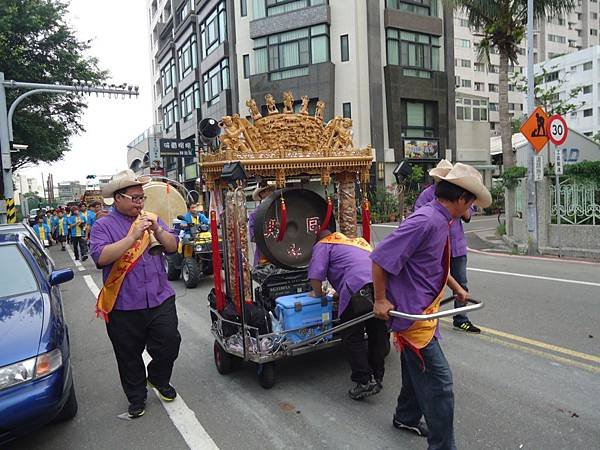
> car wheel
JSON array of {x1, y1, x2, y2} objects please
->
[
  {"x1": 54, "y1": 383, "x2": 78, "y2": 422},
  {"x1": 214, "y1": 340, "x2": 233, "y2": 375},
  {"x1": 257, "y1": 362, "x2": 276, "y2": 389},
  {"x1": 182, "y1": 257, "x2": 201, "y2": 288}
]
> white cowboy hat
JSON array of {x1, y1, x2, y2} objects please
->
[
  {"x1": 102, "y1": 169, "x2": 151, "y2": 198},
  {"x1": 252, "y1": 181, "x2": 276, "y2": 202},
  {"x1": 429, "y1": 159, "x2": 453, "y2": 180},
  {"x1": 437, "y1": 162, "x2": 492, "y2": 208}
]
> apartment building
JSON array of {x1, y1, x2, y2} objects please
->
[
  {"x1": 453, "y1": 0, "x2": 599, "y2": 135},
  {"x1": 531, "y1": 45, "x2": 600, "y2": 138}
]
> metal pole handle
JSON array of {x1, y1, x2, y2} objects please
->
[{"x1": 388, "y1": 296, "x2": 483, "y2": 321}]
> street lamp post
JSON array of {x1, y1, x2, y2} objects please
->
[{"x1": 0, "y1": 72, "x2": 139, "y2": 224}]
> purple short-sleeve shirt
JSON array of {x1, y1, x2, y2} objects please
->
[
  {"x1": 308, "y1": 241, "x2": 372, "y2": 316},
  {"x1": 370, "y1": 201, "x2": 452, "y2": 333},
  {"x1": 90, "y1": 209, "x2": 178, "y2": 311}
]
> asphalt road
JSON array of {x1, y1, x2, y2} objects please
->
[{"x1": 8, "y1": 229, "x2": 600, "y2": 450}]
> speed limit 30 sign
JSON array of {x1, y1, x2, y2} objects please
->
[{"x1": 547, "y1": 114, "x2": 569, "y2": 146}]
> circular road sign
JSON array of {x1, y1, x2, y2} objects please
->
[{"x1": 547, "y1": 114, "x2": 569, "y2": 146}]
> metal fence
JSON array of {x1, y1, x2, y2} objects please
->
[{"x1": 550, "y1": 182, "x2": 600, "y2": 225}]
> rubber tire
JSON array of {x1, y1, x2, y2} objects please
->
[
  {"x1": 166, "y1": 254, "x2": 182, "y2": 281},
  {"x1": 214, "y1": 340, "x2": 233, "y2": 375},
  {"x1": 257, "y1": 363, "x2": 276, "y2": 389},
  {"x1": 54, "y1": 383, "x2": 78, "y2": 422},
  {"x1": 182, "y1": 257, "x2": 201, "y2": 288}
]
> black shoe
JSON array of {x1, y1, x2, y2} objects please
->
[
  {"x1": 148, "y1": 381, "x2": 177, "y2": 402},
  {"x1": 81, "y1": 255, "x2": 88, "y2": 262},
  {"x1": 61, "y1": 247, "x2": 66, "y2": 251},
  {"x1": 393, "y1": 416, "x2": 429, "y2": 437},
  {"x1": 373, "y1": 378, "x2": 383, "y2": 394},
  {"x1": 128, "y1": 402, "x2": 145, "y2": 419},
  {"x1": 348, "y1": 381, "x2": 376, "y2": 400},
  {"x1": 454, "y1": 321, "x2": 481, "y2": 333},
  {"x1": 74, "y1": 257, "x2": 79, "y2": 261}
]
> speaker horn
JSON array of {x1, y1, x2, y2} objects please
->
[{"x1": 198, "y1": 118, "x2": 221, "y2": 143}]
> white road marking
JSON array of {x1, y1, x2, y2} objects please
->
[
  {"x1": 81, "y1": 271, "x2": 219, "y2": 450},
  {"x1": 468, "y1": 267, "x2": 600, "y2": 287},
  {"x1": 465, "y1": 227, "x2": 497, "y2": 234},
  {"x1": 65, "y1": 245, "x2": 86, "y2": 271}
]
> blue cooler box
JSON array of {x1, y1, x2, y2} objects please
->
[{"x1": 275, "y1": 293, "x2": 334, "y2": 344}]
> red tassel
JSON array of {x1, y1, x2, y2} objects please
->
[
  {"x1": 361, "y1": 198, "x2": 371, "y2": 243},
  {"x1": 210, "y1": 211, "x2": 225, "y2": 312},
  {"x1": 320, "y1": 197, "x2": 333, "y2": 231},
  {"x1": 277, "y1": 198, "x2": 287, "y2": 242}
]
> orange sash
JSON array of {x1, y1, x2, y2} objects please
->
[
  {"x1": 95, "y1": 214, "x2": 156, "y2": 321},
  {"x1": 393, "y1": 238, "x2": 451, "y2": 350},
  {"x1": 319, "y1": 232, "x2": 372, "y2": 252}
]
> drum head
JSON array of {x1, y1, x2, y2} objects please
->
[
  {"x1": 254, "y1": 188, "x2": 336, "y2": 270},
  {"x1": 143, "y1": 181, "x2": 188, "y2": 226}
]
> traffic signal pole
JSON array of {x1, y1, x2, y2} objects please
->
[{"x1": 0, "y1": 72, "x2": 138, "y2": 224}]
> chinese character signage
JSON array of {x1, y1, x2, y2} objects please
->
[
  {"x1": 403, "y1": 139, "x2": 440, "y2": 160},
  {"x1": 159, "y1": 138, "x2": 196, "y2": 157}
]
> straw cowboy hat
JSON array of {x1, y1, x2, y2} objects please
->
[
  {"x1": 438, "y1": 163, "x2": 492, "y2": 208},
  {"x1": 252, "y1": 181, "x2": 276, "y2": 202},
  {"x1": 102, "y1": 169, "x2": 152, "y2": 198},
  {"x1": 429, "y1": 159, "x2": 453, "y2": 180}
]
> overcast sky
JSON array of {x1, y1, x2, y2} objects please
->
[{"x1": 20, "y1": 0, "x2": 152, "y2": 186}]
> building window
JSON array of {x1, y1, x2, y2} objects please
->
[
  {"x1": 342, "y1": 102, "x2": 351, "y2": 118},
  {"x1": 386, "y1": 0, "x2": 435, "y2": 17},
  {"x1": 340, "y1": 34, "x2": 349, "y2": 62},
  {"x1": 387, "y1": 28, "x2": 440, "y2": 77},
  {"x1": 583, "y1": 85, "x2": 592, "y2": 94},
  {"x1": 591, "y1": 29, "x2": 598, "y2": 36},
  {"x1": 177, "y1": 34, "x2": 198, "y2": 80},
  {"x1": 243, "y1": 54, "x2": 250, "y2": 79},
  {"x1": 544, "y1": 71, "x2": 559, "y2": 82},
  {"x1": 583, "y1": 109, "x2": 593, "y2": 117},
  {"x1": 474, "y1": 82, "x2": 485, "y2": 92},
  {"x1": 179, "y1": 82, "x2": 200, "y2": 121},
  {"x1": 583, "y1": 61, "x2": 593, "y2": 70},
  {"x1": 163, "y1": 100, "x2": 179, "y2": 132},
  {"x1": 489, "y1": 102, "x2": 498, "y2": 111},
  {"x1": 200, "y1": 1, "x2": 227, "y2": 59},
  {"x1": 456, "y1": 38, "x2": 470, "y2": 48},
  {"x1": 458, "y1": 18, "x2": 469, "y2": 27},
  {"x1": 461, "y1": 79, "x2": 471, "y2": 88},
  {"x1": 592, "y1": 12, "x2": 598, "y2": 20},
  {"x1": 241, "y1": 0, "x2": 248, "y2": 17},
  {"x1": 403, "y1": 101, "x2": 436, "y2": 137},
  {"x1": 254, "y1": 25, "x2": 329, "y2": 81},
  {"x1": 160, "y1": 59, "x2": 177, "y2": 94},
  {"x1": 488, "y1": 64, "x2": 499, "y2": 74},
  {"x1": 488, "y1": 83, "x2": 498, "y2": 93},
  {"x1": 203, "y1": 59, "x2": 229, "y2": 106},
  {"x1": 177, "y1": 0, "x2": 194, "y2": 25},
  {"x1": 253, "y1": 0, "x2": 327, "y2": 19},
  {"x1": 474, "y1": 62, "x2": 485, "y2": 72},
  {"x1": 548, "y1": 34, "x2": 566, "y2": 43}
]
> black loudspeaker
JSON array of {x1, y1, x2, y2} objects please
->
[
  {"x1": 221, "y1": 161, "x2": 247, "y2": 186},
  {"x1": 198, "y1": 118, "x2": 221, "y2": 141},
  {"x1": 393, "y1": 159, "x2": 413, "y2": 184}
]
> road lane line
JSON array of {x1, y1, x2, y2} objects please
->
[
  {"x1": 468, "y1": 267, "x2": 600, "y2": 288},
  {"x1": 467, "y1": 247, "x2": 600, "y2": 265},
  {"x1": 65, "y1": 245, "x2": 86, "y2": 271},
  {"x1": 465, "y1": 227, "x2": 497, "y2": 234},
  {"x1": 81, "y1": 270, "x2": 219, "y2": 449}
]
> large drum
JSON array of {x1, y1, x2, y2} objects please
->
[
  {"x1": 143, "y1": 181, "x2": 188, "y2": 225},
  {"x1": 254, "y1": 188, "x2": 336, "y2": 270}
]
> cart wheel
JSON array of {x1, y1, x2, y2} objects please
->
[
  {"x1": 182, "y1": 257, "x2": 200, "y2": 288},
  {"x1": 214, "y1": 341, "x2": 233, "y2": 375},
  {"x1": 257, "y1": 363, "x2": 276, "y2": 389}
]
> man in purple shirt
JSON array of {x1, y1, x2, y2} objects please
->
[
  {"x1": 308, "y1": 229, "x2": 388, "y2": 400},
  {"x1": 248, "y1": 181, "x2": 275, "y2": 266},
  {"x1": 371, "y1": 163, "x2": 491, "y2": 449},
  {"x1": 415, "y1": 161, "x2": 481, "y2": 333},
  {"x1": 90, "y1": 170, "x2": 180, "y2": 419}
]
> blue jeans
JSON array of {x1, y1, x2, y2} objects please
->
[
  {"x1": 395, "y1": 338, "x2": 456, "y2": 450},
  {"x1": 450, "y1": 255, "x2": 469, "y2": 325}
]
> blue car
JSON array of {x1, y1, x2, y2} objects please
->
[{"x1": 0, "y1": 232, "x2": 76, "y2": 444}]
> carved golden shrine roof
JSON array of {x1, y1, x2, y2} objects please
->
[{"x1": 200, "y1": 93, "x2": 373, "y2": 188}]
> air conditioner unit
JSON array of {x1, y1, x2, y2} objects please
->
[{"x1": 455, "y1": 76, "x2": 461, "y2": 88}]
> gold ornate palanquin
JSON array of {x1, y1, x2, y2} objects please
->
[{"x1": 200, "y1": 92, "x2": 373, "y2": 191}]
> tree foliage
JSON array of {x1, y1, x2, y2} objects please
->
[{"x1": 0, "y1": 0, "x2": 107, "y2": 170}]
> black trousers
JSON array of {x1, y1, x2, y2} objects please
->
[
  {"x1": 106, "y1": 296, "x2": 181, "y2": 405},
  {"x1": 340, "y1": 284, "x2": 388, "y2": 384},
  {"x1": 71, "y1": 236, "x2": 88, "y2": 259}
]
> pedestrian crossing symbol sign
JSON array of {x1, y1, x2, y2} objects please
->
[{"x1": 520, "y1": 106, "x2": 549, "y2": 153}]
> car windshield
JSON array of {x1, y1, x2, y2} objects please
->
[{"x1": 0, "y1": 245, "x2": 38, "y2": 298}]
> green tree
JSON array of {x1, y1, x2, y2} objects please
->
[
  {"x1": 449, "y1": 0, "x2": 575, "y2": 169},
  {"x1": 0, "y1": 0, "x2": 107, "y2": 170}
]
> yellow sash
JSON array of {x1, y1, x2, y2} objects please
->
[
  {"x1": 38, "y1": 226, "x2": 45, "y2": 241},
  {"x1": 394, "y1": 239, "x2": 450, "y2": 349},
  {"x1": 192, "y1": 215, "x2": 199, "y2": 225},
  {"x1": 58, "y1": 218, "x2": 65, "y2": 236},
  {"x1": 95, "y1": 213, "x2": 156, "y2": 321},
  {"x1": 319, "y1": 232, "x2": 372, "y2": 252}
]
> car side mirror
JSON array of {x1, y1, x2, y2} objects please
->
[
  {"x1": 49, "y1": 268, "x2": 74, "y2": 286},
  {"x1": 177, "y1": 215, "x2": 185, "y2": 220}
]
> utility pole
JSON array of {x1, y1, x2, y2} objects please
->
[
  {"x1": 525, "y1": 0, "x2": 539, "y2": 254},
  {"x1": 0, "y1": 72, "x2": 139, "y2": 223}
]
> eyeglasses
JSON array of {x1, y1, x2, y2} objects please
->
[{"x1": 119, "y1": 193, "x2": 147, "y2": 203}]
